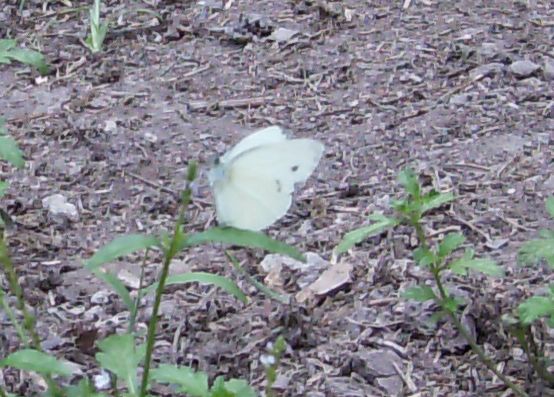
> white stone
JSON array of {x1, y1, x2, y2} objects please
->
[{"x1": 42, "y1": 194, "x2": 79, "y2": 222}]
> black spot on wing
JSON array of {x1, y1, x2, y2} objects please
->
[
  {"x1": 275, "y1": 179, "x2": 282, "y2": 193},
  {"x1": 291, "y1": 165, "x2": 299, "y2": 172}
]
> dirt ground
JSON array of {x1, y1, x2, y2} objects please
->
[{"x1": 1, "y1": 0, "x2": 553, "y2": 396}]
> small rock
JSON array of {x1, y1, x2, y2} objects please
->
[
  {"x1": 376, "y1": 375, "x2": 404, "y2": 396},
  {"x1": 479, "y1": 42, "x2": 501, "y2": 59},
  {"x1": 260, "y1": 252, "x2": 327, "y2": 274},
  {"x1": 469, "y1": 62, "x2": 504, "y2": 80},
  {"x1": 118, "y1": 268, "x2": 141, "y2": 289},
  {"x1": 94, "y1": 370, "x2": 111, "y2": 390},
  {"x1": 144, "y1": 131, "x2": 158, "y2": 143},
  {"x1": 41, "y1": 335, "x2": 64, "y2": 350},
  {"x1": 268, "y1": 27, "x2": 298, "y2": 43},
  {"x1": 449, "y1": 93, "x2": 472, "y2": 105},
  {"x1": 296, "y1": 260, "x2": 352, "y2": 303},
  {"x1": 510, "y1": 60, "x2": 540, "y2": 77},
  {"x1": 84, "y1": 305, "x2": 105, "y2": 321},
  {"x1": 104, "y1": 119, "x2": 117, "y2": 132},
  {"x1": 42, "y1": 194, "x2": 79, "y2": 222},
  {"x1": 91, "y1": 290, "x2": 110, "y2": 305}
]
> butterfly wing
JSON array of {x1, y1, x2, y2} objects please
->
[
  {"x1": 212, "y1": 172, "x2": 293, "y2": 231},
  {"x1": 220, "y1": 126, "x2": 287, "y2": 163},
  {"x1": 213, "y1": 139, "x2": 324, "y2": 230}
]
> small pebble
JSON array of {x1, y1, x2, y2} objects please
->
[{"x1": 510, "y1": 60, "x2": 540, "y2": 77}]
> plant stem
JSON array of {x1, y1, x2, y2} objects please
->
[
  {"x1": 0, "y1": 240, "x2": 64, "y2": 396},
  {"x1": 139, "y1": 185, "x2": 192, "y2": 397},
  {"x1": 0, "y1": 289, "x2": 27, "y2": 343},
  {"x1": 129, "y1": 249, "x2": 149, "y2": 334},
  {"x1": 514, "y1": 325, "x2": 554, "y2": 386},
  {"x1": 412, "y1": 220, "x2": 528, "y2": 397},
  {"x1": 0, "y1": 240, "x2": 40, "y2": 348},
  {"x1": 413, "y1": 221, "x2": 428, "y2": 250},
  {"x1": 432, "y1": 271, "x2": 528, "y2": 397}
]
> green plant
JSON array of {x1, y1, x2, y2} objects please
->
[
  {"x1": 0, "y1": 118, "x2": 25, "y2": 230},
  {"x1": 84, "y1": 0, "x2": 108, "y2": 53},
  {"x1": 508, "y1": 196, "x2": 554, "y2": 386},
  {"x1": 0, "y1": 40, "x2": 49, "y2": 75},
  {"x1": 262, "y1": 336, "x2": 287, "y2": 397},
  {"x1": 0, "y1": 121, "x2": 64, "y2": 396},
  {"x1": 336, "y1": 168, "x2": 530, "y2": 397},
  {"x1": 0, "y1": 162, "x2": 297, "y2": 396}
]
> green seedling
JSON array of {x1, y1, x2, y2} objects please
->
[
  {"x1": 336, "y1": 168, "x2": 530, "y2": 397},
  {"x1": 0, "y1": 40, "x2": 49, "y2": 75},
  {"x1": 84, "y1": 0, "x2": 109, "y2": 53}
]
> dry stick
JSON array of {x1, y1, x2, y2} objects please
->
[
  {"x1": 186, "y1": 96, "x2": 274, "y2": 111},
  {"x1": 413, "y1": 223, "x2": 528, "y2": 397}
]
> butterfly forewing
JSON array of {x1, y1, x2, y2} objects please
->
[
  {"x1": 230, "y1": 139, "x2": 324, "y2": 194},
  {"x1": 220, "y1": 126, "x2": 287, "y2": 164},
  {"x1": 211, "y1": 126, "x2": 324, "y2": 231}
]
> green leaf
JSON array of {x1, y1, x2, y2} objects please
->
[
  {"x1": 90, "y1": 269, "x2": 134, "y2": 310},
  {"x1": 0, "y1": 39, "x2": 16, "y2": 51},
  {"x1": 210, "y1": 377, "x2": 257, "y2": 397},
  {"x1": 398, "y1": 168, "x2": 420, "y2": 198},
  {"x1": 413, "y1": 246, "x2": 436, "y2": 267},
  {"x1": 402, "y1": 285, "x2": 436, "y2": 302},
  {"x1": 0, "y1": 39, "x2": 16, "y2": 63},
  {"x1": 0, "y1": 181, "x2": 7, "y2": 197},
  {"x1": 182, "y1": 227, "x2": 304, "y2": 262},
  {"x1": 168, "y1": 225, "x2": 186, "y2": 258},
  {"x1": 546, "y1": 197, "x2": 554, "y2": 218},
  {"x1": 0, "y1": 39, "x2": 49, "y2": 74},
  {"x1": 0, "y1": 136, "x2": 25, "y2": 168},
  {"x1": 219, "y1": 379, "x2": 257, "y2": 397},
  {"x1": 518, "y1": 295, "x2": 554, "y2": 325},
  {"x1": 518, "y1": 235, "x2": 554, "y2": 268},
  {"x1": 449, "y1": 255, "x2": 504, "y2": 277},
  {"x1": 437, "y1": 233, "x2": 465, "y2": 258},
  {"x1": 539, "y1": 229, "x2": 554, "y2": 239},
  {"x1": 144, "y1": 272, "x2": 247, "y2": 304},
  {"x1": 85, "y1": 234, "x2": 160, "y2": 271},
  {"x1": 442, "y1": 296, "x2": 461, "y2": 313},
  {"x1": 96, "y1": 334, "x2": 145, "y2": 395},
  {"x1": 5, "y1": 47, "x2": 49, "y2": 75},
  {"x1": 0, "y1": 349, "x2": 73, "y2": 376},
  {"x1": 421, "y1": 191, "x2": 455, "y2": 214},
  {"x1": 150, "y1": 365, "x2": 209, "y2": 397},
  {"x1": 334, "y1": 214, "x2": 398, "y2": 254},
  {"x1": 65, "y1": 378, "x2": 106, "y2": 397}
]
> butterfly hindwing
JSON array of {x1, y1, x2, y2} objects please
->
[{"x1": 212, "y1": 172, "x2": 292, "y2": 231}]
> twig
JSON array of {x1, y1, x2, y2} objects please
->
[
  {"x1": 125, "y1": 171, "x2": 179, "y2": 199},
  {"x1": 187, "y1": 96, "x2": 274, "y2": 111}
]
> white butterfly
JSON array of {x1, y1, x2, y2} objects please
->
[{"x1": 209, "y1": 126, "x2": 324, "y2": 231}]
